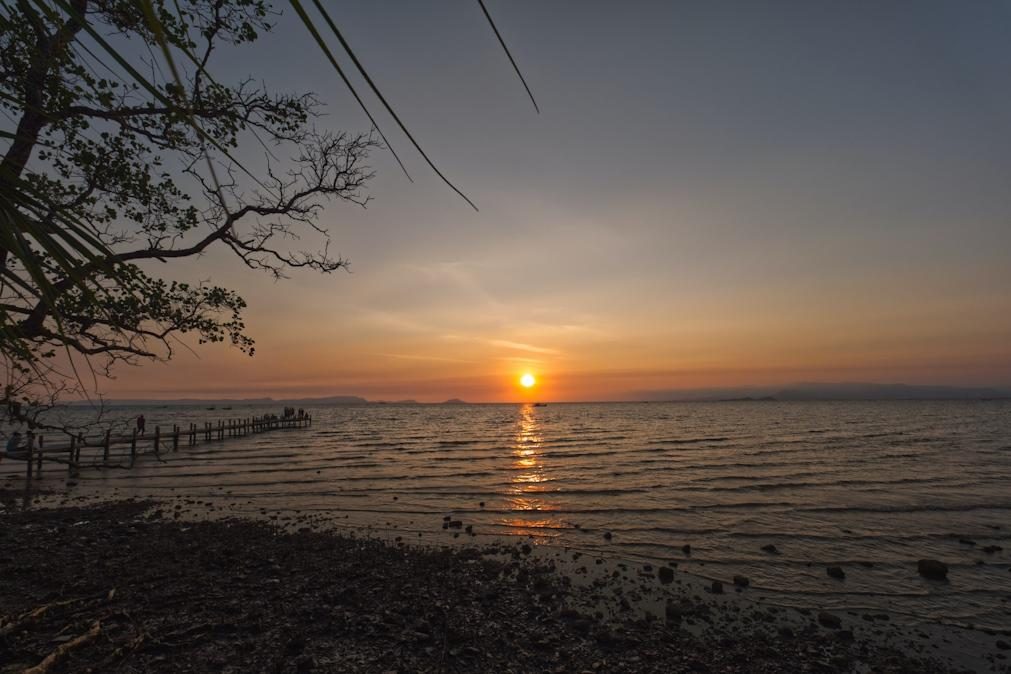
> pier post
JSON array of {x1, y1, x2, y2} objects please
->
[
  {"x1": 68, "y1": 437, "x2": 76, "y2": 476},
  {"x1": 154, "y1": 426, "x2": 161, "y2": 455},
  {"x1": 36, "y1": 435, "x2": 44, "y2": 476},
  {"x1": 173, "y1": 425, "x2": 179, "y2": 451},
  {"x1": 102, "y1": 429, "x2": 111, "y2": 463},
  {"x1": 130, "y1": 430, "x2": 137, "y2": 463},
  {"x1": 25, "y1": 440, "x2": 33, "y2": 482}
]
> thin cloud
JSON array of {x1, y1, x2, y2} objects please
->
[
  {"x1": 378, "y1": 353, "x2": 478, "y2": 364},
  {"x1": 489, "y1": 339, "x2": 561, "y2": 355}
]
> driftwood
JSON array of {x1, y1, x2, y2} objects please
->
[
  {"x1": 22, "y1": 620, "x2": 101, "y2": 674},
  {"x1": 84, "y1": 632, "x2": 146, "y2": 673},
  {"x1": 0, "y1": 599, "x2": 81, "y2": 637}
]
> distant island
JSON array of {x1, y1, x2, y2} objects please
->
[{"x1": 637, "y1": 382, "x2": 1011, "y2": 402}]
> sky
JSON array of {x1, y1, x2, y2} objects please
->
[{"x1": 105, "y1": 1, "x2": 1011, "y2": 402}]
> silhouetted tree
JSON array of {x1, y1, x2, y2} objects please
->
[{"x1": 1, "y1": 0, "x2": 378, "y2": 422}]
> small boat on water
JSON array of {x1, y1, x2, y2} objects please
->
[{"x1": 533, "y1": 402, "x2": 548, "y2": 407}]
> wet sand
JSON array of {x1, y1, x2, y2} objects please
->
[{"x1": 3, "y1": 491, "x2": 1003, "y2": 673}]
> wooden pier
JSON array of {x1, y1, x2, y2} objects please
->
[{"x1": 5, "y1": 413, "x2": 312, "y2": 483}]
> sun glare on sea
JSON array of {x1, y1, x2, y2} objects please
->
[{"x1": 520, "y1": 373, "x2": 536, "y2": 388}]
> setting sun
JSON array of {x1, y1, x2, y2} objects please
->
[{"x1": 520, "y1": 373, "x2": 536, "y2": 388}]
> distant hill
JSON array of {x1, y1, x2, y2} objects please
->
[
  {"x1": 283, "y1": 395, "x2": 370, "y2": 405},
  {"x1": 636, "y1": 382, "x2": 1011, "y2": 402},
  {"x1": 80, "y1": 394, "x2": 369, "y2": 407},
  {"x1": 440, "y1": 398, "x2": 468, "y2": 404},
  {"x1": 774, "y1": 382, "x2": 1010, "y2": 401}
]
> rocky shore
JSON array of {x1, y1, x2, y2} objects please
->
[{"x1": 1, "y1": 494, "x2": 985, "y2": 673}]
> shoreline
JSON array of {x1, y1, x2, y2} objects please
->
[{"x1": 2, "y1": 493, "x2": 1004, "y2": 673}]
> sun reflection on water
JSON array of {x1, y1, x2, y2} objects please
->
[{"x1": 503, "y1": 404, "x2": 563, "y2": 537}]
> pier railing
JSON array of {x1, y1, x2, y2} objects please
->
[{"x1": 5, "y1": 414, "x2": 312, "y2": 483}]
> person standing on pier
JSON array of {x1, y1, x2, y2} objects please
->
[
  {"x1": 137, "y1": 414, "x2": 146, "y2": 435},
  {"x1": 4, "y1": 432, "x2": 22, "y2": 460}
]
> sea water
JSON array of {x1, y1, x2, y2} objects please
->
[{"x1": 3, "y1": 400, "x2": 1009, "y2": 630}]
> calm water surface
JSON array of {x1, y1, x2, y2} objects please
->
[{"x1": 5, "y1": 401, "x2": 1010, "y2": 630}]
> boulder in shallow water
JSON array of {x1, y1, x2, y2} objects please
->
[
  {"x1": 826, "y1": 566, "x2": 846, "y2": 580},
  {"x1": 658, "y1": 566, "x2": 675, "y2": 584},
  {"x1": 917, "y1": 559, "x2": 948, "y2": 580},
  {"x1": 817, "y1": 611, "x2": 842, "y2": 629},
  {"x1": 682, "y1": 544, "x2": 691, "y2": 555},
  {"x1": 760, "y1": 544, "x2": 779, "y2": 554},
  {"x1": 710, "y1": 580, "x2": 723, "y2": 594},
  {"x1": 732, "y1": 575, "x2": 749, "y2": 588}
]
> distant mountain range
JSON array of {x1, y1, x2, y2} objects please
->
[
  {"x1": 75, "y1": 382, "x2": 1011, "y2": 406},
  {"x1": 74, "y1": 395, "x2": 370, "y2": 407},
  {"x1": 636, "y1": 382, "x2": 1011, "y2": 402},
  {"x1": 75, "y1": 394, "x2": 474, "y2": 407}
]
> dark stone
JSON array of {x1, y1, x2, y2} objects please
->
[
  {"x1": 603, "y1": 531, "x2": 613, "y2": 540},
  {"x1": 826, "y1": 566, "x2": 846, "y2": 580},
  {"x1": 447, "y1": 520, "x2": 463, "y2": 529},
  {"x1": 710, "y1": 580, "x2": 723, "y2": 594},
  {"x1": 682, "y1": 544, "x2": 691, "y2": 555},
  {"x1": 995, "y1": 640, "x2": 1009, "y2": 650},
  {"x1": 520, "y1": 544, "x2": 532, "y2": 555},
  {"x1": 760, "y1": 544, "x2": 778, "y2": 554},
  {"x1": 982, "y1": 545, "x2": 1003, "y2": 554},
  {"x1": 665, "y1": 601, "x2": 683, "y2": 623},
  {"x1": 818, "y1": 611, "x2": 842, "y2": 629},
  {"x1": 732, "y1": 575, "x2": 749, "y2": 588},
  {"x1": 958, "y1": 538, "x2": 976, "y2": 546},
  {"x1": 917, "y1": 559, "x2": 948, "y2": 580},
  {"x1": 658, "y1": 566, "x2": 675, "y2": 584},
  {"x1": 558, "y1": 608, "x2": 582, "y2": 622}
]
